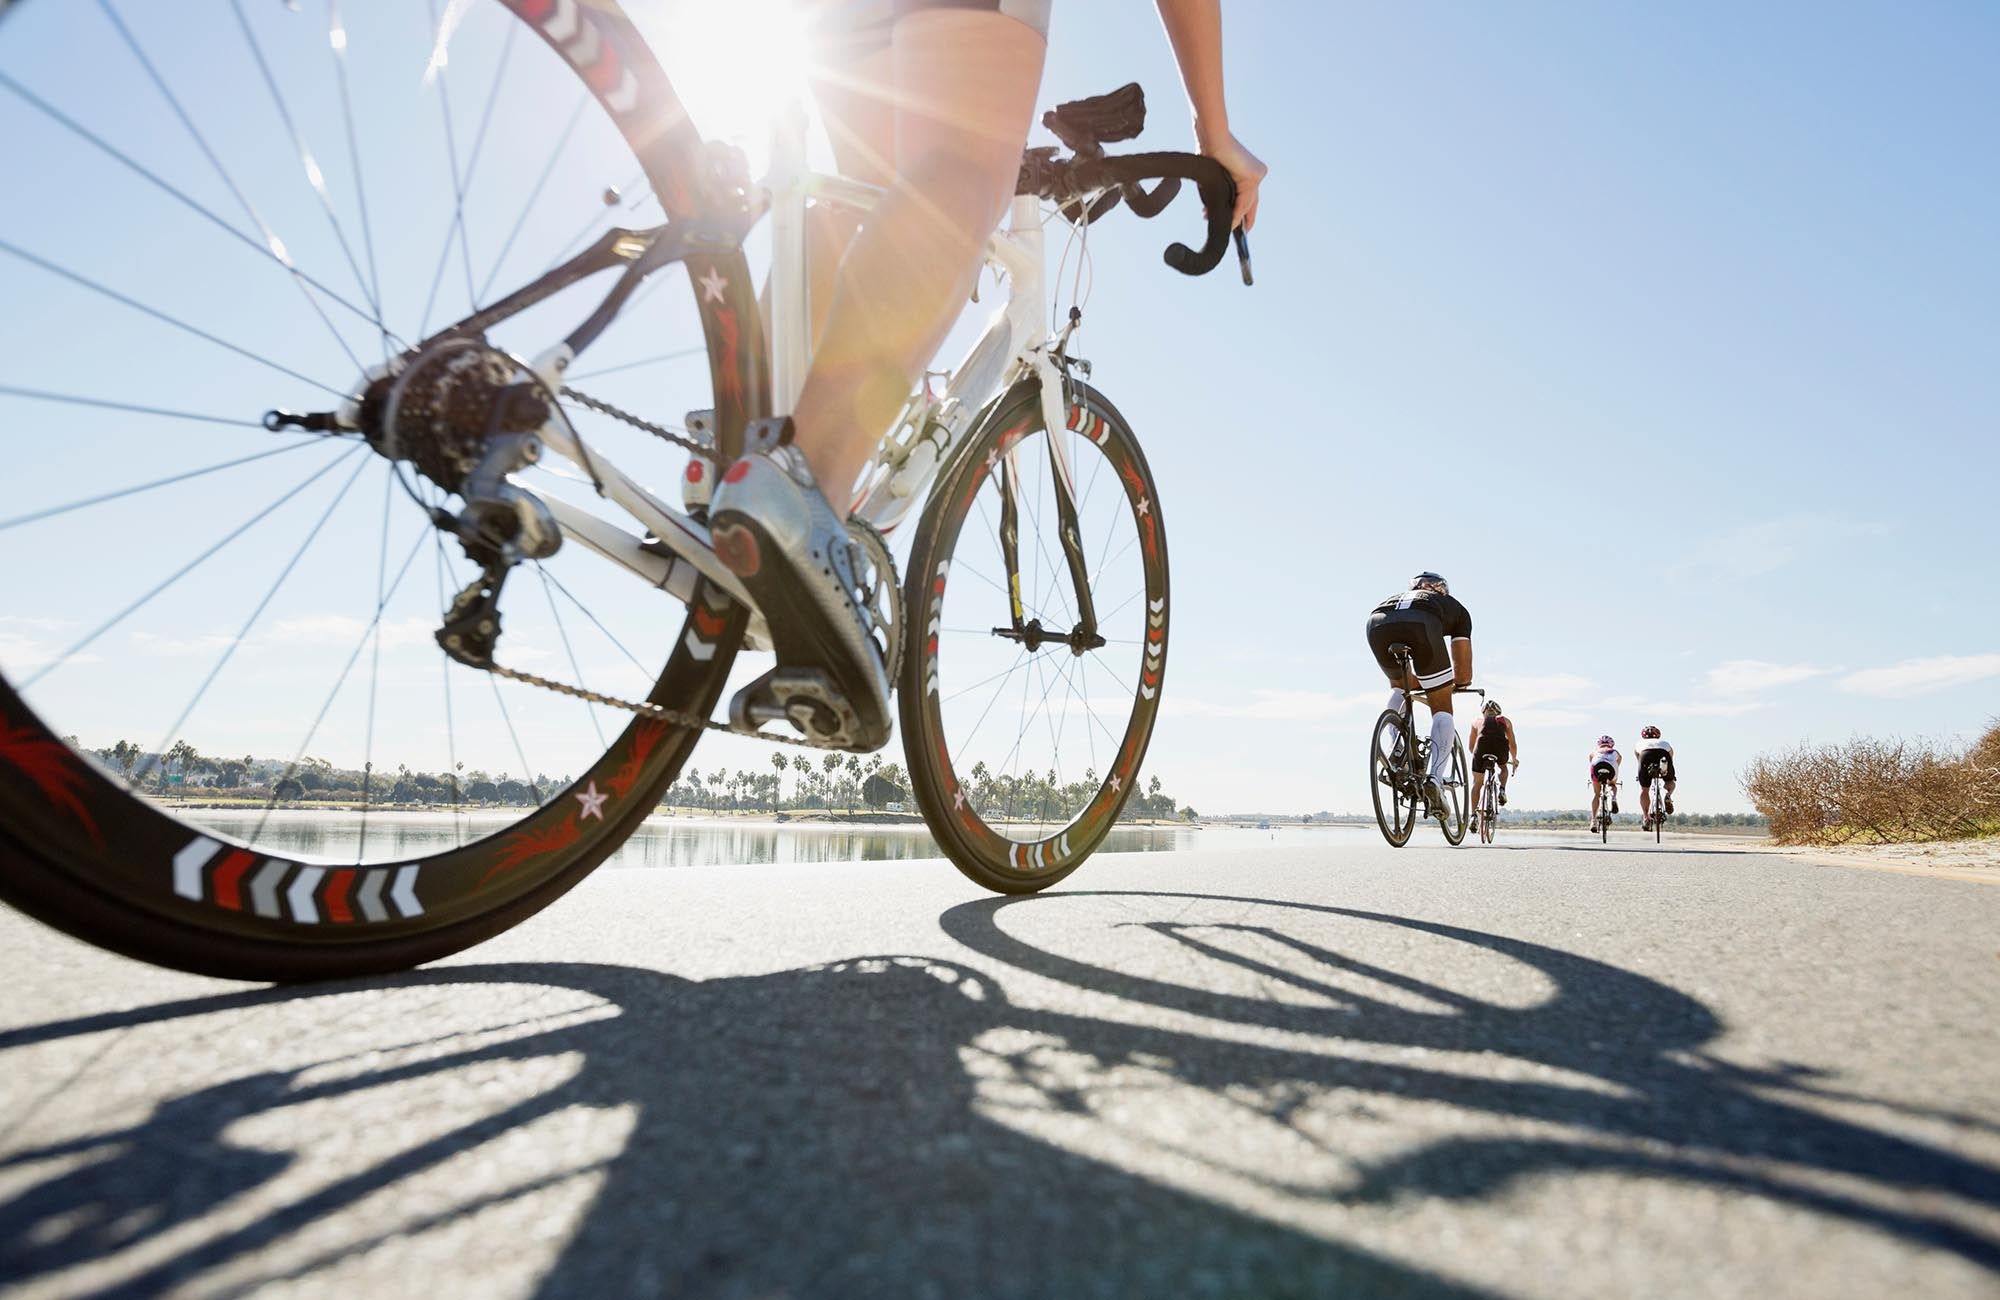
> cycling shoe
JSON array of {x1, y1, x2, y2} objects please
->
[{"x1": 710, "y1": 441, "x2": 892, "y2": 752}]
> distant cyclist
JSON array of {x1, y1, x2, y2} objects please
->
[
  {"x1": 1468, "y1": 699, "x2": 1517, "y2": 811},
  {"x1": 1366, "y1": 572, "x2": 1474, "y2": 805},
  {"x1": 1636, "y1": 725, "x2": 1676, "y2": 821},
  {"x1": 1588, "y1": 734, "x2": 1621, "y2": 832}
]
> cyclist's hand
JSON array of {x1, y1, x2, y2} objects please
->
[{"x1": 1197, "y1": 127, "x2": 1266, "y2": 232}]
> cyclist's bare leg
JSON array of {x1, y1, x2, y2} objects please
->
[
  {"x1": 801, "y1": 48, "x2": 896, "y2": 346},
  {"x1": 1590, "y1": 781, "x2": 1604, "y2": 826},
  {"x1": 791, "y1": 12, "x2": 1047, "y2": 500}
]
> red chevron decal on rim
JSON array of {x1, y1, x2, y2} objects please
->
[{"x1": 324, "y1": 868, "x2": 357, "y2": 923}]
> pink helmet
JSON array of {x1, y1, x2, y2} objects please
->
[
  {"x1": 1641, "y1": 725, "x2": 1662, "y2": 740},
  {"x1": 1597, "y1": 735, "x2": 1615, "y2": 749}
]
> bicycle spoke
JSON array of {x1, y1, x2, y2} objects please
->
[
  {"x1": 417, "y1": 0, "x2": 479, "y2": 336},
  {"x1": 536, "y1": 563, "x2": 608, "y2": 749},
  {"x1": 141, "y1": 453, "x2": 375, "y2": 792},
  {"x1": 564, "y1": 346, "x2": 708, "y2": 384},
  {"x1": 358, "y1": 464, "x2": 396, "y2": 856},
  {"x1": 252, "y1": 520, "x2": 432, "y2": 840},
  {"x1": 0, "y1": 441, "x2": 325, "y2": 534},
  {"x1": 433, "y1": 533, "x2": 467, "y2": 847},
  {"x1": 21, "y1": 445, "x2": 364, "y2": 690},
  {"x1": 0, "y1": 68, "x2": 388, "y2": 353},
  {"x1": 0, "y1": 238, "x2": 347, "y2": 400},
  {"x1": 536, "y1": 565, "x2": 650, "y2": 679},
  {"x1": 488, "y1": 673, "x2": 544, "y2": 806},
  {"x1": 479, "y1": 95, "x2": 595, "y2": 302},
  {"x1": 229, "y1": 0, "x2": 381, "y2": 328},
  {"x1": 0, "y1": 385, "x2": 287, "y2": 431},
  {"x1": 326, "y1": 0, "x2": 391, "y2": 359}
]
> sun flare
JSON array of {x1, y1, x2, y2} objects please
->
[{"x1": 648, "y1": 0, "x2": 817, "y2": 156}]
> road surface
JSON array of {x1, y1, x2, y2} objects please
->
[{"x1": 2, "y1": 830, "x2": 1995, "y2": 1298}]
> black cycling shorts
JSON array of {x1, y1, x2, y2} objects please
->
[
  {"x1": 1591, "y1": 761, "x2": 1617, "y2": 786},
  {"x1": 1637, "y1": 755, "x2": 1675, "y2": 786},
  {"x1": 1367, "y1": 611, "x2": 1453, "y2": 690},
  {"x1": 1473, "y1": 751, "x2": 1507, "y2": 773},
  {"x1": 806, "y1": 0, "x2": 1051, "y2": 59}
]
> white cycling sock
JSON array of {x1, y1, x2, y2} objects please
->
[
  {"x1": 1429, "y1": 710, "x2": 1455, "y2": 780},
  {"x1": 1384, "y1": 688, "x2": 1406, "y2": 716}
]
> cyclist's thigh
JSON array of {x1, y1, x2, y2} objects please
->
[
  {"x1": 804, "y1": 8, "x2": 897, "y2": 186},
  {"x1": 892, "y1": 6, "x2": 1046, "y2": 182}
]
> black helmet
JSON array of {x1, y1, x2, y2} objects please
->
[{"x1": 1411, "y1": 571, "x2": 1448, "y2": 594}]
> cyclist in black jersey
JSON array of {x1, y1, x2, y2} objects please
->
[
  {"x1": 1468, "y1": 698, "x2": 1517, "y2": 811},
  {"x1": 1366, "y1": 572, "x2": 1475, "y2": 805},
  {"x1": 1635, "y1": 724, "x2": 1677, "y2": 821}
]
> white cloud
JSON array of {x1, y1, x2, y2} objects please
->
[
  {"x1": 267, "y1": 615, "x2": 440, "y2": 652},
  {"x1": 1703, "y1": 659, "x2": 1830, "y2": 696},
  {"x1": 1838, "y1": 653, "x2": 2000, "y2": 699},
  {"x1": 130, "y1": 631, "x2": 240, "y2": 658}
]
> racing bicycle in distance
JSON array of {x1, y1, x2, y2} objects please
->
[
  {"x1": 0, "y1": 3, "x2": 1250, "y2": 981},
  {"x1": 1367, "y1": 647, "x2": 1475, "y2": 848},
  {"x1": 1645, "y1": 769, "x2": 1670, "y2": 842},
  {"x1": 1592, "y1": 770, "x2": 1617, "y2": 843},
  {"x1": 1474, "y1": 754, "x2": 1513, "y2": 845}
]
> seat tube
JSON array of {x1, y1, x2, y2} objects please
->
[{"x1": 768, "y1": 102, "x2": 812, "y2": 416}]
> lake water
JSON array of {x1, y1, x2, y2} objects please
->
[{"x1": 179, "y1": 810, "x2": 1359, "y2": 869}]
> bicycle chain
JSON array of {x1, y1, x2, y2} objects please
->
[{"x1": 465, "y1": 383, "x2": 858, "y2": 752}]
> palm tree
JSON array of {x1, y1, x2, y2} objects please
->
[{"x1": 771, "y1": 751, "x2": 789, "y2": 809}]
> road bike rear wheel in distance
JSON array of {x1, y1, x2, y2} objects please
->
[
  {"x1": 0, "y1": 1, "x2": 763, "y2": 980},
  {"x1": 1370, "y1": 709, "x2": 1417, "y2": 848},
  {"x1": 900, "y1": 381, "x2": 1168, "y2": 892}
]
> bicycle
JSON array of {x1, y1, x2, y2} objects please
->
[
  {"x1": 1644, "y1": 767, "x2": 1671, "y2": 841},
  {"x1": 1473, "y1": 755, "x2": 1513, "y2": 845},
  {"x1": 1367, "y1": 648, "x2": 1473, "y2": 847},
  {"x1": 0, "y1": 4, "x2": 1250, "y2": 980},
  {"x1": 1592, "y1": 771, "x2": 1618, "y2": 843}
]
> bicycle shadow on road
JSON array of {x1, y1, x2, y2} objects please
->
[
  {"x1": 1, "y1": 892, "x2": 1994, "y2": 1297},
  {"x1": 0, "y1": 955, "x2": 1491, "y2": 1299},
  {"x1": 938, "y1": 892, "x2": 2000, "y2": 1273}
]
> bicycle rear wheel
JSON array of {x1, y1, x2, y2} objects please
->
[
  {"x1": 1370, "y1": 710, "x2": 1417, "y2": 848},
  {"x1": 901, "y1": 381, "x2": 1168, "y2": 892},
  {"x1": 0, "y1": 1, "x2": 763, "y2": 980}
]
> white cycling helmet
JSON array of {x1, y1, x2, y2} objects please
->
[{"x1": 1411, "y1": 571, "x2": 1448, "y2": 594}]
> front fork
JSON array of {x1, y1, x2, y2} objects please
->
[{"x1": 991, "y1": 364, "x2": 1102, "y2": 654}]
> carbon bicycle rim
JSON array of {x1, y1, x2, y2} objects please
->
[
  {"x1": 0, "y1": 0, "x2": 762, "y2": 980},
  {"x1": 901, "y1": 381, "x2": 1168, "y2": 893}
]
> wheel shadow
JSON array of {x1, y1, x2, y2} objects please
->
[
  {"x1": 938, "y1": 892, "x2": 2000, "y2": 1269},
  {"x1": 0, "y1": 958, "x2": 1489, "y2": 1299},
  {"x1": 0, "y1": 892, "x2": 1993, "y2": 1297}
]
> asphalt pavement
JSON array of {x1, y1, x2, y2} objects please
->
[{"x1": 2, "y1": 829, "x2": 1995, "y2": 1299}]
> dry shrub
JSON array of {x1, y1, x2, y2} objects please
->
[{"x1": 1741, "y1": 720, "x2": 2000, "y2": 846}]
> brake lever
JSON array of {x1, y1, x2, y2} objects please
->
[{"x1": 1233, "y1": 227, "x2": 1253, "y2": 287}]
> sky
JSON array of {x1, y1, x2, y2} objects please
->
[{"x1": 1, "y1": 1, "x2": 1995, "y2": 818}]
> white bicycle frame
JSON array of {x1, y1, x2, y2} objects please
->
[{"x1": 525, "y1": 103, "x2": 1081, "y2": 647}]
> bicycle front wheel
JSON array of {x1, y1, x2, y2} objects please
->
[
  {"x1": 1439, "y1": 738, "x2": 1470, "y2": 846},
  {"x1": 0, "y1": 1, "x2": 763, "y2": 980},
  {"x1": 901, "y1": 381, "x2": 1168, "y2": 892}
]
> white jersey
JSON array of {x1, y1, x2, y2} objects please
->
[
  {"x1": 1588, "y1": 747, "x2": 1622, "y2": 776},
  {"x1": 1636, "y1": 739, "x2": 1674, "y2": 758}
]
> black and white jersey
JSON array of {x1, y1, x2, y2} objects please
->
[{"x1": 1372, "y1": 588, "x2": 1473, "y2": 641}]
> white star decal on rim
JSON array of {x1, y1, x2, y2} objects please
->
[
  {"x1": 953, "y1": 789, "x2": 966, "y2": 810},
  {"x1": 1136, "y1": 496, "x2": 1150, "y2": 517},
  {"x1": 985, "y1": 448, "x2": 999, "y2": 472},
  {"x1": 575, "y1": 781, "x2": 609, "y2": 821},
  {"x1": 698, "y1": 266, "x2": 728, "y2": 303},
  {"x1": 1109, "y1": 774, "x2": 1122, "y2": 793}
]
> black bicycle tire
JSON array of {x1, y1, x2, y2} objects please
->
[
  {"x1": 900, "y1": 380, "x2": 1168, "y2": 893},
  {"x1": 0, "y1": 1, "x2": 765, "y2": 981},
  {"x1": 1370, "y1": 709, "x2": 1416, "y2": 848},
  {"x1": 1440, "y1": 738, "x2": 1469, "y2": 846}
]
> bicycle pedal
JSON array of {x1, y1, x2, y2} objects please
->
[{"x1": 729, "y1": 667, "x2": 868, "y2": 750}]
